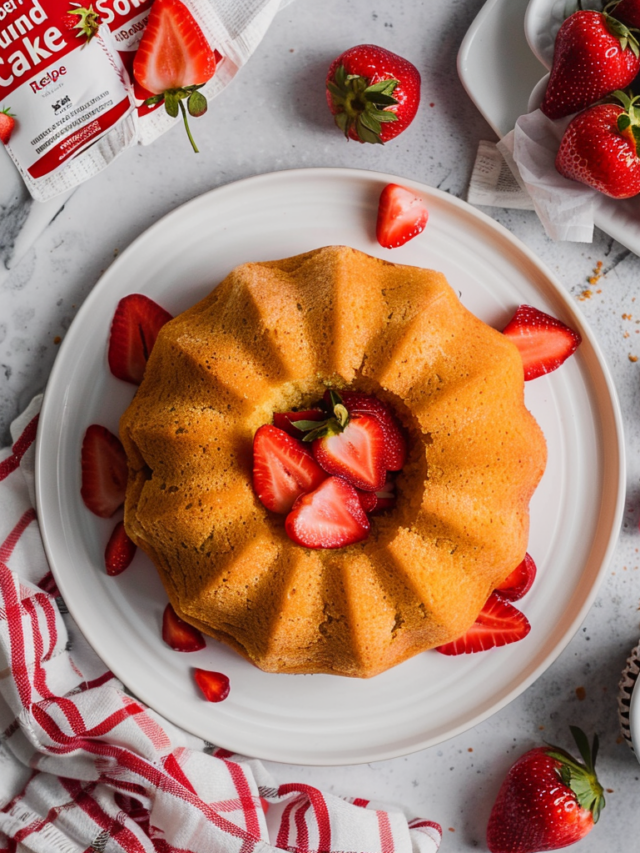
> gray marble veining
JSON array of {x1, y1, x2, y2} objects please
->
[{"x1": 1, "y1": 0, "x2": 640, "y2": 848}]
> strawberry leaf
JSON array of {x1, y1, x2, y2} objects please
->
[
  {"x1": 188, "y1": 90, "x2": 207, "y2": 117},
  {"x1": 570, "y1": 725, "x2": 594, "y2": 772},
  {"x1": 164, "y1": 92, "x2": 179, "y2": 118}
]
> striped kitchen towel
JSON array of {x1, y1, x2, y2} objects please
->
[{"x1": 0, "y1": 396, "x2": 442, "y2": 853}]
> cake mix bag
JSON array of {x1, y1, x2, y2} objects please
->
[
  {"x1": 0, "y1": 0, "x2": 288, "y2": 202},
  {"x1": 0, "y1": 0, "x2": 138, "y2": 201}
]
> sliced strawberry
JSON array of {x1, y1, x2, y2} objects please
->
[
  {"x1": 313, "y1": 415, "x2": 386, "y2": 491},
  {"x1": 285, "y1": 476, "x2": 370, "y2": 549},
  {"x1": 495, "y1": 553, "x2": 537, "y2": 602},
  {"x1": 502, "y1": 305, "x2": 581, "y2": 381},
  {"x1": 273, "y1": 409, "x2": 325, "y2": 437},
  {"x1": 105, "y1": 521, "x2": 137, "y2": 576},
  {"x1": 194, "y1": 668, "x2": 230, "y2": 702},
  {"x1": 108, "y1": 294, "x2": 173, "y2": 385},
  {"x1": 376, "y1": 183, "x2": 429, "y2": 249},
  {"x1": 324, "y1": 390, "x2": 407, "y2": 470},
  {"x1": 81, "y1": 425, "x2": 128, "y2": 518},
  {"x1": 162, "y1": 603, "x2": 206, "y2": 652},
  {"x1": 253, "y1": 425, "x2": 327, "y2": 514},
  {"x1": 133, "y1": 0, "x2": 218, "y2": 153},
  {"x1": 356, "y1": 488, "x2": 378, "y2": 513},
  {"x1": 435, "y1": 593, "x2": 531, "y2": 655}
]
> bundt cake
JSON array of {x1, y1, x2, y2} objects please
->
[{"x1": 119, "y1": 246, "x2": 547, "y2": 678}]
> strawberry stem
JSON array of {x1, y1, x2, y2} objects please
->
[
  {"x1": 179, "y1": 100, "x2": 199, "y2": 153},
  {"x1": 298, "y1": 389, "x2": 350, "y2": 442}
]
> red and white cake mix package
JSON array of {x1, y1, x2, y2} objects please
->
[
  {"x1": 0, "y1": 0, "x2": 287, "y2": 201},
  {"x1": 0, "y1": 0, "x2": 137, "y2": 200}
]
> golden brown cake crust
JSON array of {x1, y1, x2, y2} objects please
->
[{"x1": 119, "y1": 246, "x2": 547, "y2": 678}]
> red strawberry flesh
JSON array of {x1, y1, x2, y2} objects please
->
[
  {"x1": 326, "y1": 390, "x2": 407, "y2": 470},
  {"x1": 105, "y1": 521, "x2": 137, "y2": 576},
  {"x1": 108, "y1": 294, "x2": 172, "y2": 385},
  {"x1": 162, "y1": 604, "x2": 206, "y2": 652},
  {"x1": 81, "y1": 424, "x2": 128, "y2": 518},
  {"x1": 194, "y1": 668, "x2": 230, "y2": 702},
  {"x1": 313, "y1": 414, "x2": 386, "y2": 491},
  {"x1": 435, "y1": 593, "x2": 530, "y2": 655},
  {"x1": 133, "y1": 0, "x2": 217, "y2": 94},
  {"x1": 376, "y1": 183, "x2": 428, "y2": 249},
  {"x1": 253, "y1": 425, "x2": 327, "y2": 514},
  {"x1": 502, "y1": 305, "x2": 581, "y2": 380},
  {"x1": 285, "y1": 476, "x2": 370, "y2": 549},
  {"x1": 495, "y1": 553, "x2": 537, "y2": 601}
]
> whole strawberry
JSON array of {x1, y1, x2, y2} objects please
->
[
  {"x1": 326, "y1": 44, "x2": 420, "y2": 144},
  {"x1": 556, "y1": 90, "x2": 640, "y2": 199},
  {"x1": 0, "y1": 107, "x2": 15, "y2": 145},
  {"x1": 541, "y1": 10, "x2": 640, "y2": 119},
  {"x1": 487, "y1": 727, "x2": 605, "y2": 853}
]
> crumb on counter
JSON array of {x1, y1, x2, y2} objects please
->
[
  {"x1": 53, "y1": 336, "x2": 61, "y2": 345},
  {"x1": 588, "y1": 260, "x2": 603, "y2": 285},
  {"x1": 578, "y1": 289, "x2": 592, "y2": 301},
  {"x1": 575, "y1": 686, "x2": 586, "y2": 701},
  {"x1": 629, "y1": 354, "x2": 638, "y2": 363}
]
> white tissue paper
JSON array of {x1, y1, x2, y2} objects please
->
[{"x1": 468, "y1": 109, "x2": 611, "y2": 244}]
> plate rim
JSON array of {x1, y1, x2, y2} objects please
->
[{"x1": 35, "y1": 166, "x2": 627, "y2": 765}]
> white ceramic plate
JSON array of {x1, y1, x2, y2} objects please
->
[
  {"x1": 458, "y1": 0, "x2": 640, "y2": 256},
  {"x1": 36, "y1": 167, "x2": 624, "y2": 766}
]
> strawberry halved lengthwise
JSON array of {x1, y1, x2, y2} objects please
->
[
  {"x1": 502, "y1": 305, "x2": 581, "y2": 381},
  {"x1": 435, "y1": 593, "x2": 531, "y2": 655},
  {"x1": 253, "y1": 424, "x2": 327, "y2": 514},
  {"x1": 324, "y1": 389, "x2": 407, "y2": 471},
  {"x1": 133, "y1": 0, "x2": 218, "y2": 152},
  {"x1": 285, "y1": 476, "x2": 370, "y2": 549},
  {"x1": 81, "y1": 424, "x2": 128, "y2": 518},
  {"x1": 108, "y1": 294, "x2": 173, "y2": 385},
  {"x1": 376, "y1": 183, "x2": 429, "y2": 249}
]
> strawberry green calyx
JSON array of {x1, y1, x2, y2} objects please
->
[
  {"x1": 613, "y1": 88, "x2": 640, "y2": 150},
  {"x1": 66, "y1": 4, "x2": 102, "y2": 44},
  {"x1": 603, "y1": 11, "x2": 640, "y2": 56},
  {"x1": 1, "y1": 107, "x2": 14, "y2": 117},
  {"x1": 144, "y1": 84, "x2": 208, "y2": 153},
  {"x1": 297, "y1": 390, "x2": 350, "y2": 441},
  {"x1": 546, "y1": 726, "x2": 606, "y2": 824},
  {"x1": 327, "y1": 64, "x2": 399, "y2": 144}
]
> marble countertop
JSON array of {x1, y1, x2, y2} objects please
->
[{"x1": 2, "y1": 0, "x2": 640, "y2": 848}]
